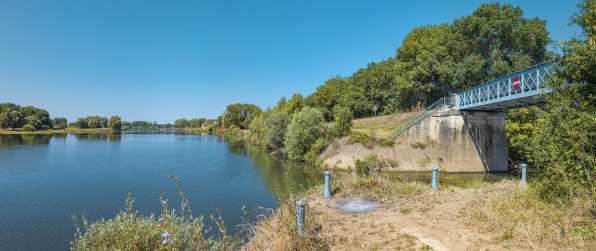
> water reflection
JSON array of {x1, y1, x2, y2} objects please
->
[
  {"x1": 226, "y1": 136, "x2": 325, "y2": 195},
  {"x1": 74, "y1": 133, "x2": 121, "y2": 141},
  {"x1": 0, "y1": 134, "x2": 53, "y2": 145}
]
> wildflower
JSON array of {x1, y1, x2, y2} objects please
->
[
  {"x1": 309, "y1": 228, "x2": 312, "y2": 231},
  {"x1": 263, "y1": 234, "x2": 265, "y2": 237},
  {"x1": 307, "y1": 211, "x2": 309, "y2": 213},
  {"x1": 290, "y1": 194, "x2": 293, "y2": 197},
  {"x1": 159, "y1": 218, "x2": 163, "y2": 222},
  {"x1": 309, "y1": 239, "x2": 311, "y2": 242},
  {"x1": 162, "y1": 240, "x2": 167, "y2": 244},
  {"x1": 273, "y1": 227, "x2": 276, "y2": 230},
  {"x1": 170, "y1": 238, "x2": 176, "y2": 243},
  {"x1": 286, "y1": 231, "x2": 288, "y2": 234},
  {"x1": 162, "y1": 231, "x2": 169, "y2": 238},
  {"x1": 160, "y1": 200, "x2": 166, "y2": 205}
]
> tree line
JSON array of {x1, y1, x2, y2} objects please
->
[
  {"x1": 0, "y1": 103, "x2": 53, "y2": 130},
  {"x1": 209, "y1": 1, "x2": 596, "y2": 191}
]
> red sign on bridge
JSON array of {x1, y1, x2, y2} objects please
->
[{"x1": 512, "y1": 76, "x2": 520, "y2": 90}]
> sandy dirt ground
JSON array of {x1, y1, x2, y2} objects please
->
[{"x1": 303, "y1": 181, "x2": 573, "y2": 251}]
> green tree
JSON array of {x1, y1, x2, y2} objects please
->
[
  {"x1": 1, "y1": 108, "x2": 25, "y2": 130},
  {"x1": 107, "y1": 116, "x2": 122, "y2": 131},
  {"x1": 531, "y1": 0, "x2": 596, "y2": 188},
  {"x1": 505, "y1": 107, "x2": 541, "y2": 160},
  {"x1": 283, "y1": 93, "x2": 303, "y2": 119},
  {"x1": 174, "y1": 118, "x2": 189, "y2": 126},
  {"x1": 283, "y1": 107, "x2": 327, "y2": 161},
  {"x1": 263, "y1": 111, "x2": 290, "y2": 149},
  {"x1": 75, "y1": 118, "x2": 89, "y2": 129},
  {"x1": 334, "y1": 106, "x2": 353, "y2": 137}
]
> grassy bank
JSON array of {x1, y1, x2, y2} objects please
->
[
  {"x1": 71, "y1": 171, "x2": 596, "y2": 250},
  {"x1": 245, "y1": 172, "x2": 596, "y2": 250},
  {"x1": 0, "y1": 127, "x2": 114, "y2": 134}
]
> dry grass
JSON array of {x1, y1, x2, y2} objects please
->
[{"x1": 246, "y1": 172, "x2": 596, "y2": 250}]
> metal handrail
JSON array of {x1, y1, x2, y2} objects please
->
[{"x1": 390, "y1": 97, "x2": 452, "y2": 139}]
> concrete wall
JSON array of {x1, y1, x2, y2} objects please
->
[{"x1": 395, "y1": 107, "x2": 508, "y2": 172}]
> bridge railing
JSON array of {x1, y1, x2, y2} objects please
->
[
  {"x1": 456, "y1": 62, "x2": 553, "y2": 110},
  {"x1": 390, "y1": 97, "x2": 452, "y2": 139}
]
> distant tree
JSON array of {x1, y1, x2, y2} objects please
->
[
  {"x1": 174, "y1": 118, "x2": 188, "y2": 126},
  {"x1": 25, "y1": 115, "x2": 44, "y2": 130},
  {"x1": 263, "y1": 111, "x2": 290, "y2": 149},
  {"x1": 198, "y1": 118, "x2": 207, "y2": 127},
  {"x1": 0, "y1": 103, "x2": 21, "y2": 114},
  {"x1": 189, "y1": 118, "x2": 200, "y2": 127},
  {"x1": 0, "y1": 108, "x2": 25, "y2": 130},
  {"x1": 107, "y1": 116, "x2": 122, "y2": 131},
  {"x1": 75, "y1": 118, "x2": 89, "y2": 129}
]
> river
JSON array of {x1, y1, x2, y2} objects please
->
[{"x1": 0, "y1": 131, "x2": 324, "y2": 250}]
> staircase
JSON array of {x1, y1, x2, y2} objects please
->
[{"x1": 390, "y1": 97, "x2": 453, "y2": 139}]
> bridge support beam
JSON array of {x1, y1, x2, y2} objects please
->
[{"x1": 396, "y1": 108, "x2": 508, "y2": 172}]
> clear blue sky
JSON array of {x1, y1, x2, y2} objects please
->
[{"x1": 0, "y1": 0, "x2": 582, "y2": 123}]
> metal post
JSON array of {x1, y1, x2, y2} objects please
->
[
  {"x1": 431, "y1": 167, "x2": 438, "y2": 190},
  {"x1": 296, "y1": 200, "x2": 306, "y2": 234},
  {"x1": 324, "y1": 171, "x2": 332, "y2": 198},
  {"x1": 521, "y1": 164, "x2": 527, "y2": 183}
]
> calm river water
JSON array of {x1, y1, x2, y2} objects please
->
[
  {"x1": 0, "y1": 131, "x2": 508, "y2": 250},
  {"x1": 0, "y1": 132, "x2": 324, "y2": 250}
]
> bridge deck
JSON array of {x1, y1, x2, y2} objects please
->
[{"x1": 456, "y1": 62, "x2": 553, "y2": 111}]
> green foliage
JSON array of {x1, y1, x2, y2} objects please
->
[
  {"x1": 263, "y1": 111, "x2": 290, "y2": 149},
  {"x1": 107, "y1": 116, "x2": 122, "y2": 131},
  {"x1": 376, "y1": 137, "x2": 394, "y2": 147},
  {"x1": 304, "y1": 137, "x2": 330, "y2": 164},
  {"x1": 355, "y1": 158, "x2": 370, "y2": 176},
  {"x1": 349, "y1": 131, "x2": 369, "y2": 146},
  {"x1": 333, "y1": 106, "x2": 353, "y2": 137},
  {"x1": 303, "y1": 3, "x2": 551, "y2": 118},
  {"x1": 0, "y1": 108, "x2": 24, "y2": 130},
  {"x1": 22, "y1": 124, "x2": 35, "y2": 132},
  {"x1": 283, "y1": 107, "x2": 326, "y2": 161},
  {"x1": 174, "y1": 118, "x2": 188, "y2": 126},
  {"x1": 223, "y1": 103, "x2": 262, "y2": 130},
  {"x1": 531, "y1": 0, "x2": 596, "y2": 189},
  {"x1": 505, "y1": 107, "x2": 540, "y2": 160}
]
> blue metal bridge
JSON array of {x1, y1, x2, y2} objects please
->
[
  {"x1": 456, "y1": 62, "x2": 553, "y2": 111},
  {"x1": 390, "y1": 62, "x2": 554, "y2": 138}
]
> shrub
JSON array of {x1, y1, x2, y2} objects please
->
[
  {"x1": 334, "y1": 106, "x2": 353, "y2": 137},
  {"x1": 283, "y1": 107, "x2": 326, "y2": 161},
  {"x1": 377, "y1": 137, "x2": 394, "y2": 147},
  {"x1": 263, "y1": 111, "x2": 290, "y2": 149},
  {"x1": 304, "y1": 137, "x2": 330, "y2": 164},
  {"x1": 22, "y1": 124, "x2": 35, "y2": 131},
  {"x1": 349, "y1": 132, "x2": 369, "y2": 146}
]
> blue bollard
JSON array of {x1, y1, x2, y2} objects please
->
[
  {"x1": 521, "y1": 164, "x2": 527, "y2": 183},
  {"x1": 324, "y1": 171, "x2": 332, "y2": 198},
  {"x1": 431, "y1": 167, "x2": 438, "y2": 190},
  {"x1": 296, "y1": 200, "x2": 306, "y2": 234}
]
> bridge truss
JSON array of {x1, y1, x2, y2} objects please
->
[{"x1": 456, "y1": 62, "x2": 553, "y2": 111}]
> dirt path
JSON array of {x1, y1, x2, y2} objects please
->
[{"x1": 304, "y1": 181, "x2": 546, "y2": 251}]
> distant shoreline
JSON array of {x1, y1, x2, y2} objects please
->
[{"x1": 0, "y1": 128, "x2": 113, "y2": 135}]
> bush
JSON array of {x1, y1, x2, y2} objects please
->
[
  {"x1": 304, "y1": 137, "x2": 330, "y2": 164},
  {"x1": 22, "y1": 124, "x2": 35, "y2": 131},
  {"x1": 349, "y1": 132, "x2": 369, "y2": 146},
  {"x1": 334, "y1": 106, "x2": 353, "y2": 137},
  {"x1": 283, "y1": 107, "x2": 326, "y2": 161},
  {"x1": 377, "y1": 137, "x2": 394, "y2": 147},
  {"x1": 263, "y1": 111, "x2": 290, "y2": 149}
]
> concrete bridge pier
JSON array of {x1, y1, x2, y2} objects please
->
[{"x1": 396, "y1": 108, "x2": 508, "y2": 172}]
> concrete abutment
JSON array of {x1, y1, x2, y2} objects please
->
[{"x1": 395, "y1": 107, "x2": 508, "y2": 172}]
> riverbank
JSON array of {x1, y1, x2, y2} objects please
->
[
  {"x1": 245, "y1": 172, "x2": 596, "y2": 250},
  {"x1": 0, "y1": 127, "x2": 114, "y2": 134}
]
